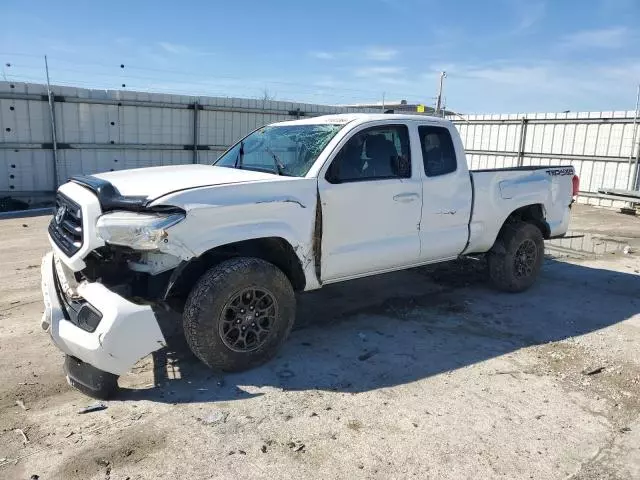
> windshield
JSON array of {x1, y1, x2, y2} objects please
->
[{"x1": 214, "y1": 124, "x2": 344, "y2": 177}]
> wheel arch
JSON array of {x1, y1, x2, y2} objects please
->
[
  {"x1": 165, "y1": 237, "x2": 306, "y2": 303},
  {"x1": 497, "y1": 203, "x2": 550, "y2": 243}
]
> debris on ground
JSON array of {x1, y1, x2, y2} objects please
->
[
  {"x1": 14, "y1": 428, "x2": 29, "y2": 444},
  {"x1": 357, "y1": 332, "x2": 367, "y2": 341},
  {"x1": 277, "y1": 369, "x2": 295, "y2": 379},
  {"x1": 77, "y1": 402, "x2": 108, "y2": 414},
  {"x1": 582, "y1": 366, "x2": 605, "y2": 376},
  {"x1": 287, "y1": 441, "x2": 306, "y2": 452},
  {"x1": 29, "y1": 475, "x2": 39, "y2": 480},
  {"x1": 358, "y1": 348, "x2": 379, "y2": 361},
  {"x1": 15, "y1": 399, "x2": 27, "y2": 410},
  {"x1": 261, "y1": 445, "x2": 267, "y2": 453},
  {"x1": 199, "y1": 410, "x2": 228, "y2": 425}
]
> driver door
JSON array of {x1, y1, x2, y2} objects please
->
[{"x1": 318, "y1": 124, "x2": 422, "y2": 282}]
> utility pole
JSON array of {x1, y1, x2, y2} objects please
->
[
  {"x1": 628, "y1": 83, "x2": 640, "y2": 190},
  {"x1": 435, "y1": 71, "x2": 446, "y2": 116},
  {"x1": 44, "y1": 55, "x2": 59, "y2": 189}
]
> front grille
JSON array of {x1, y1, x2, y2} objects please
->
[{"x1": 49, "y1": 193, "x2": 83, "y2": 257}]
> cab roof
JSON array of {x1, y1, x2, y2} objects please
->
[{"x1": 274, "y1": 113, "x2": 452, "y2": 128}]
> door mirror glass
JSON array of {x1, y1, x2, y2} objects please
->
[{"x1": 326, "y1": 161, "x2": 341, "y2": 184}]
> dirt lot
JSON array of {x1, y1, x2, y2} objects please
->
[{"x1": 1, "y1": 204, "x2": 639, "y2": 480}]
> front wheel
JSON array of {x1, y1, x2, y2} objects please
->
[
  {"x1": 487, "y1": 222, "x2": 544, "y2": 293},
  {"x1": 183, "y1": 257, "x2": 296, "y2": 372}
]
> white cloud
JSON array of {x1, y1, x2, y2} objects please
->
[
  {"x1": 560, "y1": 26, "x2": 629, "y2": 49},
  {"x1": 158, "y1": 42, "x2": 188, "y2": 54},
  {"x1": 310, "y1": 47, "x2": 399, "y2": 61},
  {"x1": 511, "y1": 0, "x2": 546, "y2": 32},
  {"x1": 157, "y1": 42, "x2": 213, "y2": 56},
  {"x1": 462, "y1": 65, "x2": 551, "y2": 85},
  {"x1": 313, "y1": 76, "x2": 342, "y2": 88},
  {"x1": 364, "y1": 47, "x2": 398, "y2": 61},
  {"x1": 355, "y1": 66, "x2": 404, "y2": 77},
  {"x1": 353, "y1": 66, "x2": 407, "y2": 86},
  {"x1": 422, "y1": 59, "x2": 640, "y2": 113},
  {"x1": 310, "y1": 51, "x2": 336, "y2": 60}
]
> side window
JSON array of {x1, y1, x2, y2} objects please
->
[
  {"x1": 326, "y1": 125, "x2": 411, "y2": 183},
  {"x1": 419, "y1": 126, "x2": 457, "y2": 177}
]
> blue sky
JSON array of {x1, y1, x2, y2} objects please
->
[{"x1": 2, "y1": 0, "x2": 639, "y2": 113}]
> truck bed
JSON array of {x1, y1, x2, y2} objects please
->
[
  {"x1": 472, "y1": 165, "x2": 567, "y2": 173},
  {"x1": 465, "y1": 165, "x2": 575, "y2": 254}
]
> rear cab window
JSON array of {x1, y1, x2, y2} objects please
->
[
  {"x1": 326, "y1": 124, "x2": 411, "y2": 183},
  {"x1": 418, "y1": 125, "x2": 457, "y2": 177}
]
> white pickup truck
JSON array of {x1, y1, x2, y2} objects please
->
[{"x1": 41, "y1": 113, "x2": 578, "y2": 398}]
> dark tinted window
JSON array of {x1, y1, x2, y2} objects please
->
[
  {"x1": 419, "y1": 126, "x2": 457, "y2": 177},
  {"x1": 326, "y1": 125, "x2": 411, "y2": 183}
]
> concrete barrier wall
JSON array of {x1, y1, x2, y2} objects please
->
[{"x1": 0, "y1": 82, "x2": 377, "y2": 195}]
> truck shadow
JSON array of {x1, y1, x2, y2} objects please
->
[{"x1": 119, "y1": 256, "x2": 640, "y2": 403}]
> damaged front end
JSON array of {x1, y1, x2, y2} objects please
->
[
  {"x1": 42, "y1": 178, "x2": 193, "y2": 398},
  {"x1": 80, "y1": 245, "x2": 184, "y2": 303}
]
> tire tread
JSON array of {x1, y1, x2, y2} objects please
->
[
  {"x1": 183, "y1": 257, "x2": 295, "y2": 371},
  {"x1": 488, "y1": 221, "x2": 544, "y2": 293}
]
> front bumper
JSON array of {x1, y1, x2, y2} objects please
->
[{"x1": 41, "y1": 251, "x2": 166, "y2": 375}]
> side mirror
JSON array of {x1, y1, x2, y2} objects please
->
[{"x1": 326, "y1": 161, "x2": 342, "y2": 184}]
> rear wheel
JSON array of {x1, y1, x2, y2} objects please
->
[
  {"x1": 487, "y1": 222, "x2": 544, "y2": 293},
  {"x1": 183, "y1": 257, "x2": 296, "y2": 372}
]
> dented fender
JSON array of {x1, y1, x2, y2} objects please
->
[{"x1": 150, "y1": 178, "x2": 321, "y2": 290}]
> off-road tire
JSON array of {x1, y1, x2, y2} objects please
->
[
  {"x1": 183, "y1": 257, "x2": 296, "y2": 372},
  {"x1": 487, "y1": 221, "x2": 544, "y2": 293}
]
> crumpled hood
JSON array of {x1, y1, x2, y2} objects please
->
[{"x1": 92, "y1": 164, "x2": 277, "y2": 200}]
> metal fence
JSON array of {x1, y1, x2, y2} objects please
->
[
  {"x1": 0, "y1": 82, "x2": 378, "y2": 196},
  {"x1": 449, "y1": 112, "x2": 640, "y2": 207},
  {"x1": 2, "y1": 81, "x2": 639, "y2": 209}
]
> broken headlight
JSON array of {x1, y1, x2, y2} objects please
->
[{"x1": 95, "y1": 211, "x2": 185, "y2": 250}]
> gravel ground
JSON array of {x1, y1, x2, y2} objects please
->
[{"x1": 0, "y1": 204, "x2": 639, "y2": 480}]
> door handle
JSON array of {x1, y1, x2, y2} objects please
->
[
  {"x1": 437, "y1": 210, "x2": 457, "y2": 215},
  {"x1": 393, "y1": 192, "x2": 419, "y2": 203}
]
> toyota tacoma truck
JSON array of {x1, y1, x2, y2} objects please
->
[{"x1": 41, "y1": 113, "x2": 579, "y2": 398}]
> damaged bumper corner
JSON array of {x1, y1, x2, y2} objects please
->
[{"x1": 41, "y1": 252, "x2": 166, "y2": 376}]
